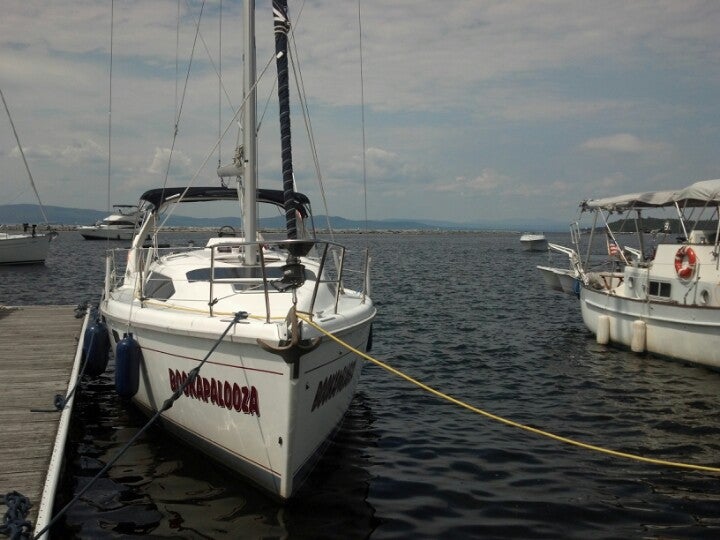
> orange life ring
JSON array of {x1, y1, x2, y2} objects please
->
[{"x1": 674, "y1": 246, "x2": 697, "y2": 279}]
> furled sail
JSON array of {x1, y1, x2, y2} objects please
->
[{"x1": 272, "y1": 0, "x2": 298, "y2": 240}]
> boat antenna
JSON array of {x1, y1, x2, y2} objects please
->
[
  {"x1": 273, "y1": 0, "x2": 299, "y2": 240},
  {"x1": 0, "y1": 87, "x2": 49, "y2": 224}
]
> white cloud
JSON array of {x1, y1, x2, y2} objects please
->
[
  {"x1": 2, "y1": 1, "x2": 720, "y2": 224},
  {"x1": 147, "y1": 147, "x2": 193, "y2": 177},
  {"x1": 435, "y1": 169, "x2": 509, "y2": 194},
  {"x1": 10, "y1": 139, "x2": 105, "y2": 163},
  {"x1": 580, "y1": 134, "x2": 669, "y2": 154}
]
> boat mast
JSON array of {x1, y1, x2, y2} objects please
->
[
  {"x1": 272, "y1": 0, "x2": 298, "y2": 239},
  {"x1": 243, "y1": 0, "x2": 258, "y2": 264}
]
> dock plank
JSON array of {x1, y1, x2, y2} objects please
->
[{"x1": 0, "y1": 305, "x2": 84, "y2": 530}]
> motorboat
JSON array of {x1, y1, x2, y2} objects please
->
[
  {"x1": 79, "y1": 205, "x2": 141, "y2": 241},
  {"x1": 520, "y1": 232, "x2": 548, "y2": 251},
  {"x1": 537, "y1": 242, "x2": 582, "y2": 294},
  {"x1": 556, "y1": 178, "x2": 720, "y2": 369},
  {"x1": 99, "y1": 0, "x2": 376, "y2": 500}
]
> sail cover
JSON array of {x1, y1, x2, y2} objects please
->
[{"x1": 273, "y1": 0, "x2": 299, "y2": 239}]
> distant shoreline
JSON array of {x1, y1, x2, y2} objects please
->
[{"x1": 0, "y1": 224, "x2": 526, "y2": 235}]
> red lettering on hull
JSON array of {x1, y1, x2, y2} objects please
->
[{"x1": 168, "y1": 369, "x2": 260, "y2": 416}]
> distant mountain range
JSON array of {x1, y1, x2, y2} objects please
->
[{"x1": 0, "y1": 203, "x2": 569, "y2": 232}]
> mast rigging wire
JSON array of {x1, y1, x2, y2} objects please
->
[
  {"x1": 287, "y1": 28, "x2": 333, "y2": 239},
  {"x1": 107, "y1": 0, "x2": 114, "y2": 214},
  {"x1": 358, "y1": 0, "x2": 369, "y2": 239},
  {"x1": 0, "y1": 87, "x2": 50, "y2": 224},
  {"x1": 156, "y1": 51, "x2": 281, "y2": 232},
  {"x1": 161, "y1": 0, "x2": 206, "y2": 194},
  {"x1": 218, "y1": 0, "x2": 222, "y2": 168}
]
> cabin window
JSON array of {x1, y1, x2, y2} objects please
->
[
  {"x1": 186, "y1": 267, "x2": 315, "y2": 282},
  {"x1": 648, "y1": 281, "x2": 671, "y2": 298},
  {"x1": 144, "y1": 272, "x2": 175, "y2": 300}
]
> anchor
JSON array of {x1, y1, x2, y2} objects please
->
[{"x1": 258, "y1": 306, "x2": 320, "y2": 379}]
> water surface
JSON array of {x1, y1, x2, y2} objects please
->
[{"x1": 2, "y1": 231, "x2": 719, "y2": 539}]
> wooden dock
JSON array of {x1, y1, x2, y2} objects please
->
[{"x1": 0, "y1": 305, "x2": 86, "y2": 534}]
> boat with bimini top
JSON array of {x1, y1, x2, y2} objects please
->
[
  {"x1": 550, "y1": 178, "x2": 720, "y2": 369},
  {"x1": 99, "y1": 0, "x2": 375, "y2": 500}
]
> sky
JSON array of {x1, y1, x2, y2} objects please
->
[{"x1": 2, "y1": 0, "x2": 720, "y2": 228}]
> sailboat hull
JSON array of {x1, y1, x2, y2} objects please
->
[
  {"x1": 102, "y1": 295, "x2": 373, "y2": 499},
  {"x1": 0, "y1": 233, "x2": 52, "y2": 265}
]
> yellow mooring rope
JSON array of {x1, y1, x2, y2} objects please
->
[{"x1": 298, "y1": 314, "x2": 720, "y2": 475}]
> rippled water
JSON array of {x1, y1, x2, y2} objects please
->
[{"x1": 2, "y1": 231, "x2": 720, "y2": 539}]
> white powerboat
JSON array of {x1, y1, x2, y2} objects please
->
[
  {"x1": 536, "y1": 242, "x2": 583, "y2": 294},
  {"x1": 520, "y1": 232, "x2": 548, "y2": 251},
  {"x1": 537, "y1": 265, "x2": 578, "y2": 294},
  {"x1": 100, "y1": 0, "x2": 375, "y2": 500},
  {"x1": 79, "y1": 205, "x2": 141, "y2": 241},
  {"x1": 559, "y1": 178, "x2": 720, "y2": 369}
]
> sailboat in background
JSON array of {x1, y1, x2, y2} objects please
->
[
  {"x1": 100, "y1": 0, "x2": 375, "y2": 499},
  {"x1": 0, "y1": 87, "x2": 57, "y2": 265}
]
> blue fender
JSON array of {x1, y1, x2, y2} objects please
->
[
  {"x1": 82, "y1": 318, "x2": 110, "y2": 377},
  {"x1": 115, "y1": 333, "x2": 142, "y2": 398}
]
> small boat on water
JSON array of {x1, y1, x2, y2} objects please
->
[
  {"x1": 550, "y1": 178, "x2": 720, "y2": 369},
  {"x1": 1, "y1": 88, "x2": 56, "y2": 264},
  {"x1": 99, "y1": 0, "x2": 375, "y2": 500},
  {"x1": 520, "y1": 232, "x2": 548, "y2": 251},
  {"x1": 78, "y1": 205, "x2": 141, "y2": 241},
  {"x1": 0, "y1": 226, "x2": 56, "y2": 265}
]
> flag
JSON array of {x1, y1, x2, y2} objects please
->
[{"x1": 607, "y1": 235, "x2": 620, "y2": 257}]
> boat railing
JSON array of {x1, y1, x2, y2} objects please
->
[
  {"x1": 570, "y1": 221, "x2": 582, "y2": 248},
  {"x1": 548, "y1": 242, "x2": 587, "y2": 284},
  {"x1": 106, "y1": 238, "x2": 371, "y2": 321}
]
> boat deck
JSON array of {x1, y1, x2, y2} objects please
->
[{"x1": 0, "y1": 305, "x2": 86, "y2": 533}]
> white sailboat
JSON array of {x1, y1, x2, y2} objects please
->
[
  {"x1": 0, "y1": 228, "x2": 55, "y2": 265},
  {"x1": 0, "y1": 88, "x2": 57, "y2": 265},
  {"x1": 100, "y1": 0, "x2": 375, "y2": 499},
  {"x1": 553, "y1": 178, "x2": 720, "y2": 369}
]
